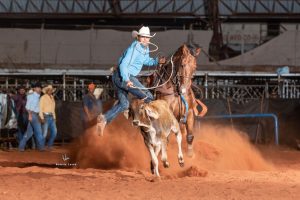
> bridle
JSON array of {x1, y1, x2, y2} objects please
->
[
  {"x1": 130, "y1": 47, "x2": 195, "y2": 97},
  {"x1": 130, "y1": 54, "x2": 175, "y2": 90},
  {"x1": 155, "y1": 52, "x2": 195, "y2": 96}
]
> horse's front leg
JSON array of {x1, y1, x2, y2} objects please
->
[{"x1": 186, "y1": 109, "x2": 195, "y2": 157}]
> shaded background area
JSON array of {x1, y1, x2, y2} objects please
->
[{"x1": 55, "y1": 99, "x2": 300, "y2": 148}]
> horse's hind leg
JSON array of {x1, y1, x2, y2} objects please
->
[{"x1": 186, "y1": 110, "x2": 195, "y2": 157}]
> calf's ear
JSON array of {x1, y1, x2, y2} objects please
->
[{"x1": 145, "y1": 106, "x2": 159, "y2": 119}]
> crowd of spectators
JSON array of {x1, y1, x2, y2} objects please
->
[{"x1": 0, "y1": 82, "x2": 103, "y2": 151}]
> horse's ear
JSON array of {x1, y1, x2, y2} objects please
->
[
  {"x1": 194, "y1": 47, "x2": 201, "y2": 57},
  {"x1": 182, "y1": 44, "x2": 190, "y2": 56}
]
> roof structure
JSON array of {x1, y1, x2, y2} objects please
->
[
  {"x1": 0, "y1": 0, "x2": 299, "y2": 29},
  {"x1": 0, "y1": 0, "x2": 299, "y2": 17}
]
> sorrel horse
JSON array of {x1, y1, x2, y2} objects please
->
[{"x1": 149, "y1": 44, "x2": 207, "y2": 157}]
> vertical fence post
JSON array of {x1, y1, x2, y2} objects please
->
[
  {"x1": 204, "y1": 73, "x2": 208, "y2": 99},
  {"x1": 63, "y1": 73, "x2": 66, "y2": 101},
  {"x1": 5, "y1": 77, "x2": 8, "y2": 89},
  {"x1": 73, "y1": 78, "x2": 77, "y2": 102},
  {"x1": 81, "y1": 79, "x2": 85, "y2": 101},
  {"x1": 265, "y1": 82, "x2": 269, "y2": 99}
]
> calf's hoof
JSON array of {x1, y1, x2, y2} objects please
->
[
  {"x1": 178, "y1": 158, "x2": 185, "y2": 167},
  {"x1": 146, "y1": 176, "x2": 161, "y2": 182},
  {"x1": 163, "y1": 161, "x2": 170, "y2": 168}
]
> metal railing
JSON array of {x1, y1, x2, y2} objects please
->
[
  {"x1": 199, "y1": 113, "x2": 279, "y2": 145},
  {"x1": 192, "y1": 73, "x2": 300, "y2": 104},
  {"x1": 1, "y1": 72, "x2": 300, "y2": 103}
]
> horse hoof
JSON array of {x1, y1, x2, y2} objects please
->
[{"x1": 163, "y1": 161, "x2": 170, "y2": 168}]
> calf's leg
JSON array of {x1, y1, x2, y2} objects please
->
[
  {"x1": 154, "y1": 143, "x2": 161, "y2": 157},
  {"x1": 173, "y1": 127, "x2": 184, "y2": 167},
  {"x1": 161, "y1": 137, "x2": 170, "y2": 168},
  {"x1": 145, "y1": 141, "x2": 160, "y2": 176}
]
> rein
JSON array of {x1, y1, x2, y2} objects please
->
[
  {"x1": 131, "y1": 54, "x2": 175, "y2": 90},
  {"x1": 153, "y1": 54, "x2": 193, "y2": 96}
]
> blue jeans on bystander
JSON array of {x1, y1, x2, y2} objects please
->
[
  {"x1": 42, "y1": 114, "x2": 57, "y2": 148},
  {"x1": 18, "y1": 113, "x2": 45, "y2": 151}
]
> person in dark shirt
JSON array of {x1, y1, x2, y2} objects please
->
[
  {"x1": 12, "y1": 86, "x2": 28, "y2": 143},
  {"x1": 82, "y1": 83, "x2": 102, "y2": 129}
]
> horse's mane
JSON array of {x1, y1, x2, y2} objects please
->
[{"x1": 147, "y1": 44, "x2": 197, "y2": 93}]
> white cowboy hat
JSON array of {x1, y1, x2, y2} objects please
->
[
  {"x1": 42, "y1": 84, "x2": 56, "y2": 94},
  {"x1": 132, "y1": 26, "x2": 156, "y2": 38}
]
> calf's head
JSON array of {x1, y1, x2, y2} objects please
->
[{"x1": 130, "y1": 99, "x2": 160, "y2": 128}]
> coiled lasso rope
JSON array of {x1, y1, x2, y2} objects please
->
[
  {"x1": 147, "y1": 41, "x2": 159, "y2": 53},
  {"x1": 130, "y1": 54, "x2": 174, "y2": 90}
]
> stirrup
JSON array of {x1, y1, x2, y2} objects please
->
[{"x1": 180, "y1": 117, "x2": 186, "y2": 123}]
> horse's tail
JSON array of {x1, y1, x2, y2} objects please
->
[
  {"x1": 193, "y1": 99, "x2": 208, "y2": 117},
  {"x1": 190, "y1": 89, "x2": 208, "y2": 117}
]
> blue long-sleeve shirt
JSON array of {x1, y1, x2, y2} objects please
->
[
  {"x1": 119, "y1": 40, "x2": 158, "y2": 82},
  {"x1": 25, "y1": 92, "x2": 40, "y2": 113}
]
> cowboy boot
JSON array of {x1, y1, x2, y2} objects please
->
[
  {"x1": 123, "y1": 109, "x2": 129, "y2": 119},
  {"x1": 97, "y1": 114, "x2": 107, "y2": 136}
]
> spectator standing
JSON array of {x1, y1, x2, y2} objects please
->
[
  {"x1": 12, "y1": 86, "x2": 28, "y2": 143},
  {"x1": 18, "y1": 82, "x2": 45, "y2": 151},
  {"x1": 82, "y1": 83, "x2": 101, "y2": 129},
  {"x1": 39, "y1": 85, "x2": 57, "y2": 150}
]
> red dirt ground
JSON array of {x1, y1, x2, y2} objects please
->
[{"x1": 0, "y1": 116, "x2": 300, "y2": 200}]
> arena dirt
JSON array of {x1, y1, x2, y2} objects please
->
[{"x1": 1, "y1": 115, "x2": 300, "y2": 200}]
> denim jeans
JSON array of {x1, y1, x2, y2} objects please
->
[
  {"x1": 16, "y1": 112, "x2": 27, "y2": 143},
  {"x1": 17, "y1": 127, "x2": 36, "y2": 149},
  {"x1": 16, "y1": 112, "x2": 36, "y2": 148},
  {"x1": 42, "y1": 115, "x2": 57, "y2": 148},
  {"x1": 18, "y1": 113, "x2": 45, "y2": 151},
  {"x1": 104, "y1": 70, "x2": 154, "y2": 123}
]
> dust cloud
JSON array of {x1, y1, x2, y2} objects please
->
[
  {"x1": 70, "y1": 117, "x2": 273, "y2": 178},
  {"x1": 193, "y1": 123, "x2": 274, "y2": 171},
  {"x1": 69, "y1": 115, "x2": 149, "y2": 171}
]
